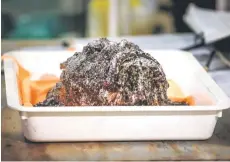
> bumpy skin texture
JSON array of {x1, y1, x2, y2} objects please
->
[{"x1": 34, "y1": 38, "x2": 187, "y2": 106}]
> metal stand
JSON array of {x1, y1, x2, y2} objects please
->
[
  {"x1": 205, "y1": 49, "x2": 216, "y2": 71},
  {"x1": 182, "y1": 33, "x2": 218, "y2": 71}
]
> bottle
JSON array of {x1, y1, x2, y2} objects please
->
[{"x1": 87, "y1": 0, "x2": 109, "y2": 37}]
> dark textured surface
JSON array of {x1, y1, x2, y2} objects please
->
[
  {"x1": 50, "y1": 38, "x2": 170, "y2": 106},
  {"x1": 33, "y1": 97, "x2": 64, "y2": 107}
]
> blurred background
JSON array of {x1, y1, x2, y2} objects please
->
[
  {"x1": 1, "y1": 0, "x2": 230, "y2": 72},
  {"x1": 2, "y1": 0, "x2": 230, "y2": 87},
  {"x1": 2, "y1": 0, "x2": 230, "y2": 40},
  {"x1": 2, "y1": 0, "x2": 230, "y2": 71}
]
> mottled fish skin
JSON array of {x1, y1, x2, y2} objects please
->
[
  {"x1": 34, "y1": 38, "x2": 183, "y2": 106},
  {"x1": 34, "y1": 97, "x2": 64, "y2": 107}
]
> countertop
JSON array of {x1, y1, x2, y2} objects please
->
[{"x1": 2, "y1": 34, "x2": 230, "y2": 161}]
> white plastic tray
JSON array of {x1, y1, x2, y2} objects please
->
[{"x1": 3, "y1": 50, "x2": 230, "y2": 142}]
